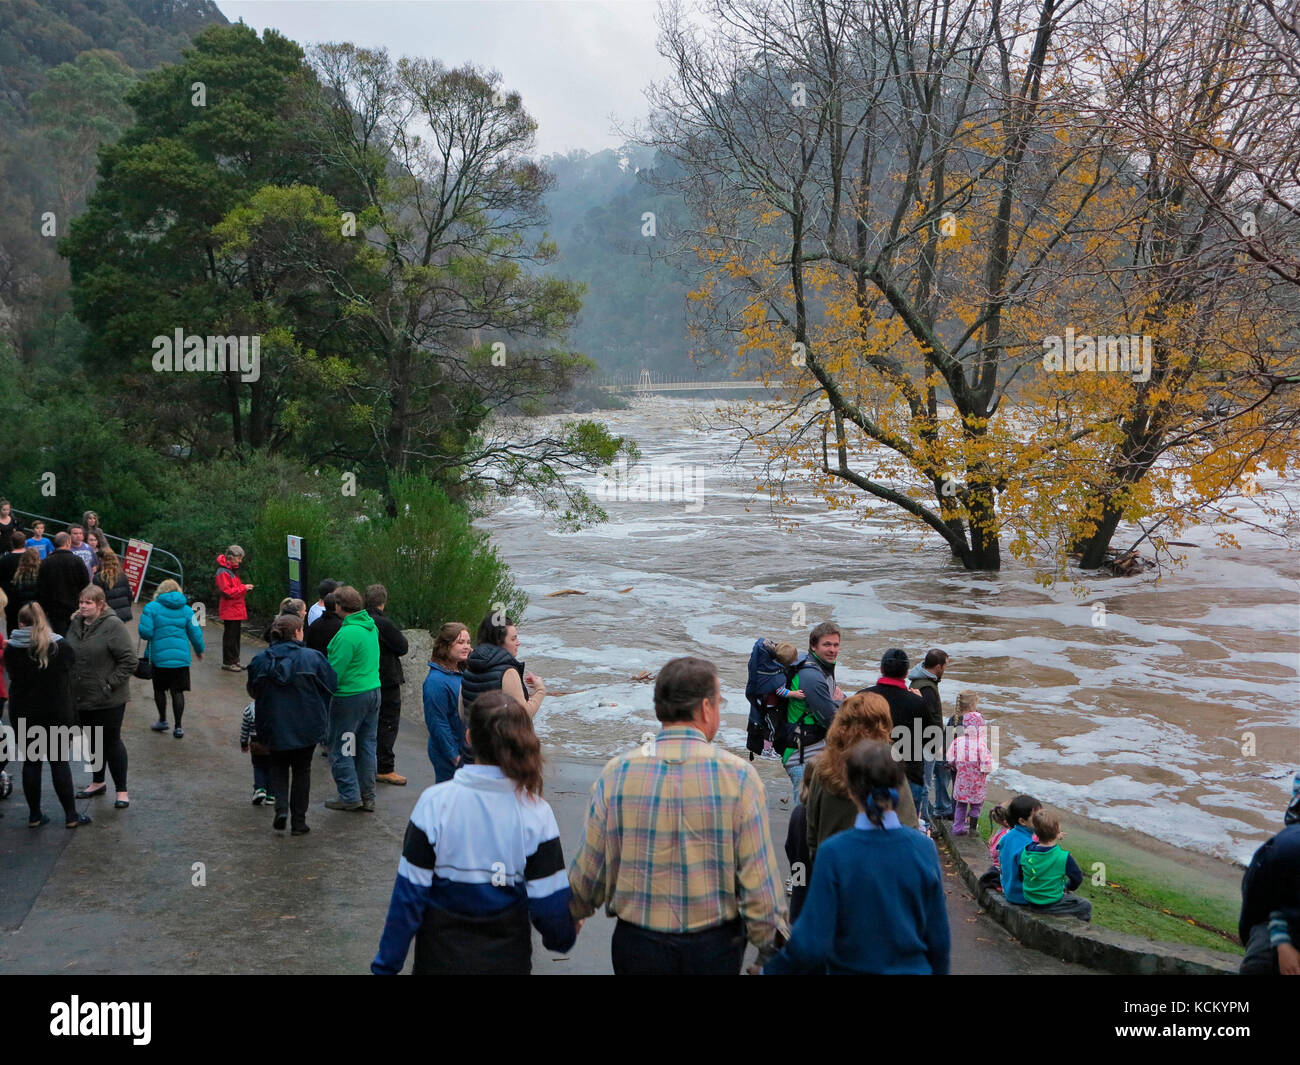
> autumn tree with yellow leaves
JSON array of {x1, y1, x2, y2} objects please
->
[{"x1": 648, "y1": 0, "x2": 1300, "y2": 576}]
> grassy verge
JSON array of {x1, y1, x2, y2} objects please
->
[{"x1": 976, "y1": 813, "x2": 1243, "y2": 956}]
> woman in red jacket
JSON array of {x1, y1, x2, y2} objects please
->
[{"x1": 215, "y1": 545, "x2": 254, "y2": 672}]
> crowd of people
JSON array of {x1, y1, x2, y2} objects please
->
[{"x1": 0, "y1": 499, "x2": 1296, "y2": 976}]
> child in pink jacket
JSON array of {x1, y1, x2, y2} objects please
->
[{"x1": 946, "y1": 696, "x2": 993, "y2": 836}]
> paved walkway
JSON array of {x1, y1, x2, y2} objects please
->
[{"x1": 1, "y1": 628, "x2": 1088, "y2": 974}]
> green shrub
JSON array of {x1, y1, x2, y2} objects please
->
[
  {"x1": 244, "y1": 491, "x2": 363, "y2": 617},
  {"x1": 351, "y1": 477, "x2": 527, "y2": 631},
  {"x1": 136, "y1": 456, "x2": 314, "y2": 599}
]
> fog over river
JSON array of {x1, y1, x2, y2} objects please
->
[{"x1": 481, "y1": 397, "x2": 1299, "y2": 865}]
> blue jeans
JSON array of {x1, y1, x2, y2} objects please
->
[
  {"x1": 252, "y1": 752, "x2": 272, "y2": 794},
  {"x1": 909, "y1": 781, "x2": 926, "y2": 823},
  {"x1": 924, "y1": 757, "x2": 953, "y2": 818},
  {"x1": 784, "y1": 758, "x2": 806, "y2": 805},
  {"x1": 328, "y1": 689, "x2": 380, "y2": 804}
]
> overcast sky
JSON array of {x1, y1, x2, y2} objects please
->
[{"x1": 219, "y1": 0, "x2": 673, "y2": 156}]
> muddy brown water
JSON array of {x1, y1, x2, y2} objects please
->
[{"x1": 480, "y1": 397, "x2": 1300, "y2": 865}]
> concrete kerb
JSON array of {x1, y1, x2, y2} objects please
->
[{"x1": 931, "y1": 819, "x2": 1241, "y2": 975}]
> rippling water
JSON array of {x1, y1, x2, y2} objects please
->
[{"x1": 481, "y1": 397, "x2": 1300, "y2": 864}]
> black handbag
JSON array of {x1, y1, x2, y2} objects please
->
[{"x1": 134, "y1": 638, "x2": 154, "y2": 680}]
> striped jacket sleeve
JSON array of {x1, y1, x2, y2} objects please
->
[
  {"x1": 371, "y1": 804, "x2": 438, "y2": 975},
  {"x1": 525, "y1": 800, "x2": 577, "y2": 953},
  {"x1": 239, "y1": 703, "x2": 255, "y2": 746}
]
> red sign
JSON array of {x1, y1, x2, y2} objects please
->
[{"x1": 123, "y1": 539, "x2": 154, "y2": 603}]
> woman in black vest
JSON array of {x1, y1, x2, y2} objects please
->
[{"x1": 458, "y1": 613, "x2": 546, "y2": 721}]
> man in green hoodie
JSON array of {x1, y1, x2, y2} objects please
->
[{"x1": 324, "y1": 585, "x2": 382, "y2": 812}]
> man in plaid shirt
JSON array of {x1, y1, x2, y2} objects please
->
[{"x1": 568, "y1": 656, "x2": 789, "y2": 974}]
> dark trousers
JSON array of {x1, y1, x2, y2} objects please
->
[
  {"x1": 268, "y1": 746, "x2": 314, "y2": 828},
  {"x1": 23, "y1": 758, "x2": 77, "y2": 821},
  {"x1": 611, "y1": 918, "x2": 746, "y2": 976},
  {"x1": 153, "y1": 688, "x2": 185, "y2": 726},
  {"x1": 1240, "y1": 922, "x2": 1280, "y2": 975},
  {"x1": 222, "y1": 620, "x2": 242, "y2": 665},
  {"x1": 79, "y1": 704, "x2": 127, "y2": 790},
  {"x1": 251, "y1": 752, "x2": 272, "y2": 793},
  {"x1": 377, "y1": 685, "x2": 401, "y2": 774},
  {"x1": 49, "y1": 608, "x2": 72, "y2": 638}
]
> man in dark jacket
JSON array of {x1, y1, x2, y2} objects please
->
[
  {"x1": 366, "y1": 584, "x2": 409, "y2": 786},
  {"x1": 0, "y1": 530, "x2": 26, "y2": 631},
  {"x1": 36, "y1": 532, "x2": 90, "y2": 636},
  {"x1": 908, "y1": 649, "x2": 950, "y2": 821},
  {"x1": 247, "y1": 614, "x2": 338, "y2": 835},
  {"x1": 860, "y1": 649, "x2": 935, "y2": 821},
  {"x1": 1239, "y1": 772, "x2": 1300, "y2": 975},
  {"x1": 305, "y1": 592, "x2": 343, "y2": 654}
]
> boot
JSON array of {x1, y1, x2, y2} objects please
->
[
  {"x1": 952, "y1": 800, "x2": 968, "y2": 835},
  {"x1": 967, "y1": 801, "x2": 983, "y2": 837}
]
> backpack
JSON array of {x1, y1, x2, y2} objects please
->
[{"x1": 744, "y1": 639, "x2": 806, "y2": 760}]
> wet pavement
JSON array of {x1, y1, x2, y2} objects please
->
[{"x1": 0, "y1": 627, "x2": 1089, "y2": 975}]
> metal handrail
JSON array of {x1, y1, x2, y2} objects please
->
[{"x1": 9, "y1": 507, "x2": 186, "y2": 596}]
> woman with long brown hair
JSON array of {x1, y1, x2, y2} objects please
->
[
  {"x1": 93, "y1": 548, "x2": 134, "y2": 623},
  {"x1": 372, "y1": 691, "x2": 577, "y2": 975},
  {"x1": 4, "y1": 602, "x2": 91, "y2": 827},
  {"x1": 6, "y1": 546, "x2": 40, "y2": 632},
  {"x1": 806, "y1": 692, "x2": 919, "y2": 865},
  {"x1": 423, "y1": 621, "x2": 472, "y2": 782}
]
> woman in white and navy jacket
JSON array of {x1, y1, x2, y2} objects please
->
[{"x1": 371, "y1": 690, "x2": 577, "y2": 974}]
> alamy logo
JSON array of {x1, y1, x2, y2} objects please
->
[
  {"x1": 1042, "y1": 328, "x2": 1152, "y2": 382},
  {"x1": 50, "y1": 997, "x2": 151, "y2": 1045},
  {"x1": 151, "y1": 329, "x2": 261, "y2": 382}
]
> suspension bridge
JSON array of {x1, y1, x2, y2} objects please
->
[{"x1": 596, "y1": 369, "x2": 783, "y2": 393}]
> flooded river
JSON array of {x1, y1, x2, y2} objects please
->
[{"x1": 483, "y1": 397, "x2": 1300, "y2": 865}]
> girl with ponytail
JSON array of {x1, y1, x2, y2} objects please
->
[
  {"x1": 764, "y1": 740, "x2": 950, "y2": 974},
  {"x1": 372, "y1": 692, "x2": 577, "y2": 975}
]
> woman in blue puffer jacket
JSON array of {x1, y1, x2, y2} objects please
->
[{"x1": 138, "y1": 579, "x2": 204, "y2": 738}]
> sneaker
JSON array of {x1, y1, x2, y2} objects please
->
[
  {"x1": 272, "y1": 814, "x2": 287, "y2": 830},
  {"x1": 324, "y1": 798, "x2": 362, "y2": 811},
  {"x1": 291, "y1": 824, "x2": 311, "y2": 836},
  {"x1": 221, "y1": 663, "x2": 243, "y2": 672},
  {"x1": 376, "y1": 772, "x2": 407, "y2": 786},
  {"x1": 360, "y1": 798, "x2": 376, "y2": 812},
  {"x1": 251, "y1": 788, "x2": 267, "y2": 806},
  {"x1": 173, "y1": 727, "x2": 184, "y2": 739},
  {"x1": 150, "y1": 720, "x2": 169, "y2": 732}
]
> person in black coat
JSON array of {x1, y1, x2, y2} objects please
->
[
  {"x1": 3, "y1": 602, "x2": 90, "y2": 828},
  {"x1": 305, "y1": 592, "x2": 344, "y2": 654},
  {"x1": 1239, "y1": 773, "x2": 1300, "y2": 975},
  {"x1": 365, "y1": 584, "x2": 409, "y2": 785},
  {"x1": 858, "y1": 648, "x2": 935, "y2": 822},
  {"x1": 36, "y1": 533, "x2": 90, "y2": 637},
  {"x1": 0, "y1": 530, "x2": 27, "y2": 631},
  {"x1": 246, "y1": 614, "x2": 338, "y2": 834}
]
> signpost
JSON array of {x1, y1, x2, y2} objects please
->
[
  {"x1": 287, "y1": 535, "x2": 305, "y2": 600},
  {"x1": 123, "y1": 539, "x2": 154, "y2": 603}
]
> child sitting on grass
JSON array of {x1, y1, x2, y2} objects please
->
[{"x1": 1019, "y1": 809, "x2": 1092, "y2": 921}]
